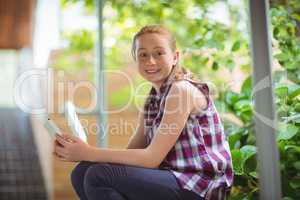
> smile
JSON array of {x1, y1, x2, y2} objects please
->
[{"x1": 145, "y1": 69, "x2": 161, "y2": 74}]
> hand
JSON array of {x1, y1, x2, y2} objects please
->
[{"x1": 54, "y1": 133, "x2": 91, "y2": 162}]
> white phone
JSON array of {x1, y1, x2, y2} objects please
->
[
  {"x1": 44, "y1": 118, "x2": 63, "y2": 139},
  {"x1": 64, "y1": 101, "x2": 87, "y2": 143}
]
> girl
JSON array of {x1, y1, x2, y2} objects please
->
[{"x1": 54, "y1": 24, "x2": 233, "y2": 200}]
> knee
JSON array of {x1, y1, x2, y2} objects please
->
[
  {"x1": 71, "y1": 161, "x2": 93, "y2": 190},
  {"x1": 83, "y1": 163, "x2": 112, "y2": 188}
]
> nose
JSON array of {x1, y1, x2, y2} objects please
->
[{"x1": 146, "y1": 54, "x2": 156, "y2": 65}]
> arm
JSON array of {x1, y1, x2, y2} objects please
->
[
  {"x1": 55, "y1": 81, "x2": 207, "y2": 168},
  {"x1": 142, "y1": 81, "x2": 207, "y2": 167},
  {"x1": 126, "y1": 110, "x2": 146, "y2": 149}
]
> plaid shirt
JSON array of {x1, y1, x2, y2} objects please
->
[{"x1": 144, "y1": 76, "x2": 233, "y2": 199}]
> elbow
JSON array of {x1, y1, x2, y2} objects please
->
[
  {"x1": 142, "y1": 149, "x2": 162, "y2": 169},
  {"x1": 145, "y1": 161, "x2": 160, "y2": 169}
]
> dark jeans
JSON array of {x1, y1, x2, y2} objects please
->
[{"x1": 71, "y1": 161, "x2": 204, "y2": 200}]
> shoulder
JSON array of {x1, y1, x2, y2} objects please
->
[
  {"x1": 169, "y1": 79, "x2": 205, "y2": 98},
  {"x1": 167, "y1": 80, "x2": 208, "y2": 112}
]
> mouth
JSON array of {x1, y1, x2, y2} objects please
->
[{"x1": 145, "y1": 69, "x2": 161, "y2": 74}]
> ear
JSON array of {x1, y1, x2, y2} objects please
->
[{"x1": 173, "y1": 50, "x2": 180, "y2": 66}]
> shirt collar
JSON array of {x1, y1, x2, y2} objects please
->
[{"x1": 149, "y1": 74, "x2": 173, "y2": 99}]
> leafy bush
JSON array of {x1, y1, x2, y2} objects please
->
[
  {"x1": 53, "y1": 30, "x2": 95, "y2": 77},
  {"x1": 223, "y1": 3, "x2": 300, "y2": 199}
]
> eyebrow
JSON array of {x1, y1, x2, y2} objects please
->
[{"x1": 137, "y1": 46, "x2": 166, "y2": 51}]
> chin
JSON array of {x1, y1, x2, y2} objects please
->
[
  {"x1": 145, "y1": 77, "x2": 159, "y2": 82},
  {"x1": 141, "y1": 72, "x2": 169, "y2": 84},
  {"x1": 143, "y1": 76, "x2": 158, "y2": 82},
  {"x1": 149, "y1": 77, "x2": 167, "y2": 85}
]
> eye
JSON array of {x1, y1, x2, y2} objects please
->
[
  {"x1": 138, "y1": 52, "x2": 147, "y2": 58},
  {"x1": 156, "y1": 51, "x2": 165, "y2": 57}
]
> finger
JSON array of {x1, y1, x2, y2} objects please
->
[
  {"x1": 56, "y1": 135, "x2": 71, "y2": 147},
  {"x1": 58, "y1": 156, "x2": 69, "y2": 162},
  {"x1": 55, "y1": 145, "x2": 66, "y2": 155},
  {"x1": 53, "y1": 152, "x2": 61, "y2": 158},
  {"x1": 54, "y1": 139, "x2": 63, "y2": 147},
  {"x1": 62, "y1": 133, "x2": 79, "y2": 142},
  {"x1": 53, "y1": 141, "x2": 61, "y2": 155},
  {"x1": 55, "y1": 145, "x2": 68, "y2": 157},
  {"x1": 55, "y1": 133, "x2": 65, "y2": 140},
  {"x1": 54, "y1": 152, "x2": 71, "y2": 162},
  {"x1": 54, "y1": 153, "x2": 68, "y2": 162}
]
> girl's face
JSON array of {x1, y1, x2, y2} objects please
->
[{"x1": 135, "y1": 33, "x2": 179, "y2": 89}]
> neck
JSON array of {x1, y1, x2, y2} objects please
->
[
  {"x1": 152, "y1": 82, "x2": 162, "y2": 94},
  {"x1": 152, "y1": 66, "x2": 178, "y2": 94}
]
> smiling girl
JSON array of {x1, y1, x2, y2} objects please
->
[{"x1": 54, "y1": 24, "x2": 233, "y2": 200}]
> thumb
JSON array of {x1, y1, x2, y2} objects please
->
[{"x1": 62, "y1": 133, "x2": 79, "y2": 142}]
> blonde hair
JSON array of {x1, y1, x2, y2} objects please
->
[{"x1": 131, "y1": 24, "x2": 196, "y2": 81}]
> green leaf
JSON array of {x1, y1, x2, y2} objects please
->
[
  {"x1": 295, "y1": 103, "x2": 300, "y2": 113},
  {"x1": 274, "y1": 52, "x2": 289, "y2": 62},
  {"x1": 231, "y1": 149, "x2": 244, "y2": 175},
  {"x1": 212, "y1": 61, "x2": 219, "y2": 70},
  {"x1": 231, "y1": 145, "x2": 257, "y2": 174},
  {"x1": 231, "y1": 40, "x2": 241, "y2": 52},
  {"x1": 240, "y1": 145, "x2": 257, "y2": 159},
  {"x1": 273, "y1": 70, "x2": 286, "y2": 83},
  {"x1": 288, "y1": 86, "x2": 300, "y2": 99},
  {"x1": 289, "y1": 177, "x2": 300, "y2": 189},
  {"x1": 277, "y1": 123, "x2": 299, "y2": 141},
  {"x1": 214, "y1": 100, "x2": 230, "y2": 113},
  {"x1": 241, "y1": 76, "x2": 252, "y2": 97},
  {"x1": 293, "y1": 161, "x2": 300, "y2": 170},
  {"x1": 292, "y1": 116, "x2": 300, "y2": 123},
  {"x1": 201, "y1": 56, "x2": 209, "y2": 65},
  {"x1": 225, "y1": 58, "x2": 235, "y2": 71},
  {"x1": 284, "y1": 145, "x2": 300, "y2": 153},
  {"x1": 273, "y1": 27, "x2": 279, "y2": 37},
  {"x1": 285, "y1": 61, "x2": 298, "y2": 70},
  {"x1": 239, "y1": 110, "x2": 253, "y2": 123},
  {"x1": 225, "y1": 92, "x2": 239, "y2": 106},
  {"x1": 207, "y1": 39, "x2": 220, "y2": 49},
  {"x1": 292, "y1": 13, "x2": 300, "y2": 21},
  {"x1": 229, "y1": 132, "x2": 242, "y2": 149},
  {"x1": 277, "y1": 106, "x2": 288, "y2": 118},
  {"x1": 282, "y1": 197, "x2": 294, "y2": 200},
  {"x1": 249, "y1": 171, "x2": 258, "y2": 178},
  {"x1": 288, "y1": 71, "x2": 300, "y2": 84},
  {"x1": 244, "y1": 153, "x2": 257, "y2": 173},
  {"x1": 234, "y1": 100, "x2": 252, "y2": 111},
  {"x1": 275, "y1": 85, "x2": 289, "y2": 98}
]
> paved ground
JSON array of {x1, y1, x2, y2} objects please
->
[{"x1": 0, "y1": 108, "x2": 47, "y2": 200}]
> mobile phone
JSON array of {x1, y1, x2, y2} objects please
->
[{"x1": 44, "y1": 118, "x2": 63, "y2": 139}]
